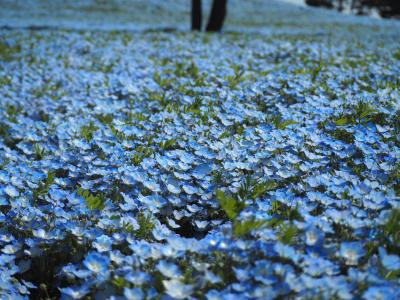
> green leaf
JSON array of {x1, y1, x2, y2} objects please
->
[
  {"x1": 360, "y1": 106, "x2": 377, "y2": 119},
  {"x1": 34, "y1": 143, "x2": 47, "y2": 160},
  {"x1": 159, "y1": 139, "x2": 177, "y2": 151},
  {"x1": 383, "y1": 209, "x2": 400, "y2": 248},
  {"x1": 45, "y1": 171, "x2": 56, "y2": 186},
  {"x1": 78, "y1": 188, "x2": 105, "y2": 210},
  {"x1": 267, "y1": 217, "x2": 284, "y2": 228},
  {"x1": 135, "y1": 212, "x2": 155, "y2": 240},
  {"x1": 86, "y1": 195, "x2": 105, "y2": 210},
  {"x1": 33, "y1": 171, "x2": 56, "y2": 203},
  {"x1": 268, "y1": 200, "x2": 303, "y2": 221},
  {"x1": 80, "y1": 121, "x2": 98, "y2": 142},
  {"x1": 354, "y1": 102, "x2": 378, "y2": 123},
  {"x1": 335, "y1": 117, "x2": 348, "y2": 126},
  {"x1": 188, "y1": 61, "x2": 199, "y2": 79},
  {"x1": 113, "y1": 276, "x2": 129, "y2": 289},
  {"x1": 271, "y1": 115, "x2": 298, "y2": 130},
  {"x1": 278, "y1": 224, "x2": 299, "y2": 245},
  {"x1": 385, "y1": 269, "x2": 400, "y2": 280},
  {"x1": 394, "y1": 49, "x2": 400, "y2": 60},
  {"x1": 216, "y1": 190, "x2": 246, "y2": 220},
  {"x1": 278, "y1": 119, "x2": 298, "y2": 130},
  {"x1": 233, "y1": 219, "x2": 266, "y2": 237},
  {"x1": 251, "y1": 180, "x2": 278, "y2": 200}
]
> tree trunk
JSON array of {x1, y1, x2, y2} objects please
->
[
  {"x1": 192, "y1": 0, "x2": 202, "y2": 31},
  {"x1": 206, "y1": 0, "x2": 227, "y2": 32},
  {"x1": 338, "y1": 0, "x2": 344, "y2": 11}
]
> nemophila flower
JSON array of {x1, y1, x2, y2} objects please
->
[
  {"x1": 59, "y1": 285, "x2": 90, "y2": 299},
  {"x1": 166, "y1": 178, "x2": 181, "y2": 194},
  {"x1": 194, "y1": 220, "x2": 209, "y2": 230},
  {"x1": 138, "y1": 194, "x2": 166, "y2": 212},
  {"x1": 174, "y1": 171, "x2": 191, "y2": 180},
  {"x1": 305, "y1": 226, "x2": 324, "y2": 246},
  {"x1": 2, "y1": 243, "x2": 21, "y2": 255},
  {"x1": 253, "y1": 261, "x2": 276, "y2": 285},
  {"x1": 119, "y1": 194, "x2": 137, "y2": 212},
  {"x1": 112, "y1": 232, "x2": 126, "y2": 244},
  {"x1": 0, "y1": 234, "x2": 14, "y2": 243},
  {"x1": 93, "y1": 235, "x2": 113, "y2": 252},
  {"x1": 166, "y1": 236, "x2": 191, "y2": 252},
  {"x1": 152, "y1": 223, "x2": 171, "y2": 241},
  {"x1": 379, "y1": 247, "x2": 400, "y2": 271},
  {"x1": 32, "y1": 229, "x2": 55, "y2": 240},
  {"x1": 4, "y1": 185, "x2": 19, "y2": 197},
  {"x1": 128, "y1": 242, "x2": 154, "y2": 260},
  {"x1": 125, "y1": 271, "x2": 152, "y2": 285},
  {"x1": 339, "y1": 242, "x2": 365, "y2": 266},
  {"x1": 192, "y1": 163, "x2": 212, "y2": 179},
  {"x1": 109, "y1": 250, "x2": 126, "y2": 264},
  {"x1": 302, "y1": 256, "x2": 339, "y2": 277},
  {"x1": 362, "y1": 286, "x2": 400, "y2": 300},
  {"x1": 274, "y1": 243, "x2": 301, "y2": 263},
  {"x1": 83, "y1": 252, "x2": 110, "y2": 274},
  {"x1": 142, "y1": 179, "x2": 161, "y2": 192},
  {"x1": 156, "y1": 260, "x2": 182, "y2": 278},
  {"x1": 204, "y1": 270, "x2": 221, "y2": 284},
  {"x1": 124, "y1": 287, "x2": 144, "y2": 300},
  {"x1": 187, "y1": 204, "x2": 202, "y2": 214},
  {"x1": 163, "y1": 279, "x2": 193, "y2": 299},
  {"x1": 167, "y1": 218, "x2": 180, "y2": 229},
  {"x1": 62, "y1": 264, "x2": 92, "y2": 280}
]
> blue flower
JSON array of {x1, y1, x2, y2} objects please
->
[
  {"x1": 363, "y1": 286, "x2": 400, "y2": 300},
  {"x1": 156, "y1": 260, "x2": 182, "y2": 278},
  {"x1": 83, "y1": 252, "x2": 110, "y2": 274},
  {"x1": 163, "y1": 279, "x2": 193, "y2": 299},
  {"x1": 339, "y1": 242, "x2": 365, "y2": 266},
  {"x1": 93, "y1": 235, "x2": 113, "y2": 252},
  {"x1": 59, "y1": 284, "x2": 90, "y2": 299},
  {"x1": 379, "y1": 247, "x2": 400, "y2": 271},
  {"x1": 4, "y1": 185, "x2": 19, "y2": 197},
  {"x1": 124, "y1": 287, "x2": 144, "y2": 300}
]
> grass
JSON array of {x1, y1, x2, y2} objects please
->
[
  {"x1": 33, "y1": 172, "x2": 56, "y2": 205},
  {"x1": 80, "y1": 121, "x2": 98, "y2": 142}
]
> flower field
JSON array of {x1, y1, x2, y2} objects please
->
[{"x1": 0, "y1": 0, "x2": 400, "y2": 299}]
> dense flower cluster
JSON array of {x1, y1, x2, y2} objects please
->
[{"x1": 1, "y1": 2, "x2": 400, "y2": 299}]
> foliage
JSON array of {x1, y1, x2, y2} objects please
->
[
  {"x1": 77, "y1": 188, "x2": 106, "y2": 210},
  {"x1": 135, "y1": 212, "x2": 155, "y2": 240},
  {"x1": 233, "y1": 218, "x2": 266, "y2": 237},
  {"x1": 216, "y1": 189, "x2": 246, "y2": 220},
  {"x1": 34, "y1": 143, "x2": 47, "y2": 160},
  {"x1": 383, "y1": 209, "x2": 400, "y2": 250},
  {"x1": 33, "y1": 171, "x2": 56, "y2": 204},
  {"x1": 80, "y1": 121, "x2": 98, "y2": 142}
]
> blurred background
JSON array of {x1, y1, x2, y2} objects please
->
[{"x1": 0, "y1": 0, "x2": 398, "y2": 33}]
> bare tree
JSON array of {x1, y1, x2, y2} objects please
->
[
  {"x1": 206, "y1": 0, "x2": 227, "y2": 32},
  {"x1": 192, "y1": 0, "x2": 202, "y2": 31},
  {"x1": 191, "y1": 0, "x2": 227, "y2": 32},
  {"x1": 338, "y1": 0, "x2": 344, "y2": 11}
]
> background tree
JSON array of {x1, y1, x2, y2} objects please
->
[
  {"x1": 206, "y1": 0, "x2": 227, "y2": 32},
  {"x1": 367, "y1": 0, "x2": 400, "y2": 18},
  {"x1": 305, "y1": 0, "x2": 334, "y2": 9},
  {"x1": 192, "y1": 0, "x2": 202, "y2": 30},
  {"x1": 338, "y1": 0, "x2": 344, "y2": 11},
  {"x1": 191, "y1": 0, "x2": 227, "y2": 32},
  {"x1": 305, "y1": 0, "x2": 400, "y2": 18}
]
